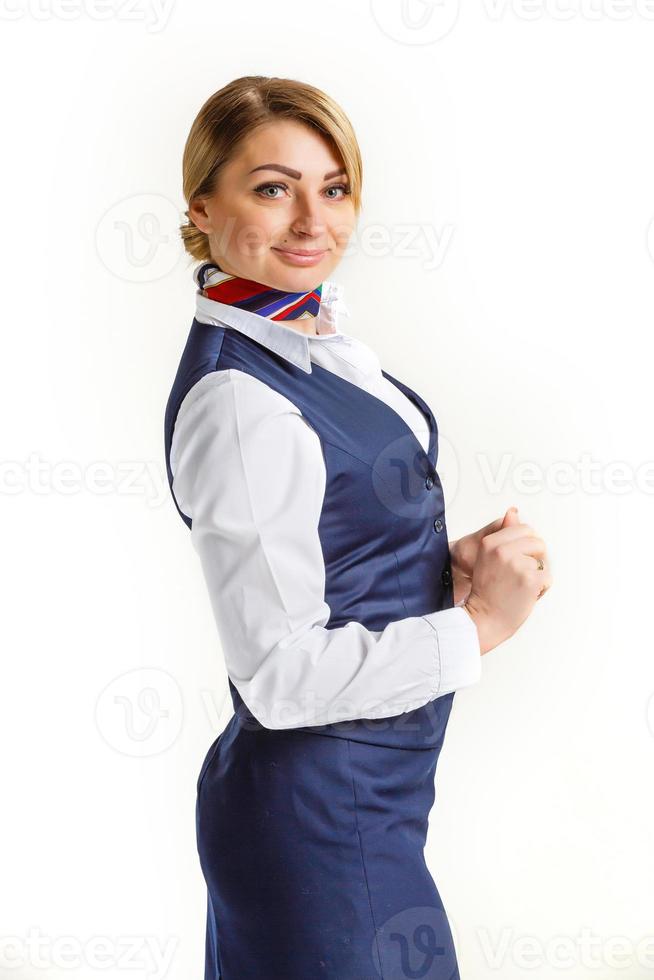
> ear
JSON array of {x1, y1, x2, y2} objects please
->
[{"x1": 188, "y1": 197, "x2": 212, "y2": 234}]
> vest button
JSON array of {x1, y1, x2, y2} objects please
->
[
  {"x1": 433, "y1": 517, "x2": 443, "y2": 533},
  {"x1": 441, "y1": 567, "x2": 451, "y2": 586},
  {"x1": 425, "y1": 475, "x2": 434, "y2": 490}
]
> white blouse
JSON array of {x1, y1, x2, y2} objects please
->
[{"x1": 169, "y1": 279, "x2": 482, "y2": 731}]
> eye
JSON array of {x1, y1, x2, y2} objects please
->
[
  {"x1": 324, "y1": 183, "x2": 351, "y2": 200},
  {"x1": 254, "y1": 181, "x2": 288, "y2": 199},
  {"x1": 253, "y1": 181, "x2": 352, "y2": 200}
]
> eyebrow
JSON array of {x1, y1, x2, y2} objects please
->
[{"x1": 248, "y1": 164, "x2": 348, "y2": 180}]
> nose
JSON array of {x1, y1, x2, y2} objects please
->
[{"x1": 288, "y1": 201, "x2": 327, "y2": 240}]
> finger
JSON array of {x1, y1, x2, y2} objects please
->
[
  {"x1": 511, "y1": 551, "x2": 549, "y2": 575},
  {"x1": 481, "y1": 524, "x2": 542, "y2": 550},
  {"x1": 530, "y1": 558, "x2": 553, "y2": 599},
  {"x1": 472, "y1": 516, "x2": 506, "y2": 542},
  {"x1": 496, "y1": 535, "x2": 547, "y2": 558},
  {"x1": 518, "y1": 535, "x2": 547, "y2": 559}
]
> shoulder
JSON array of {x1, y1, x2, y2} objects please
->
[
  {"x1": 170, "y1": 368, "x2": 321, "y2": 474},
  {"x1": 175, "y1": 367, "x2": 306, "y2": 428}
]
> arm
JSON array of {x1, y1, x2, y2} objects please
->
[{"x1": 170, "y1": 369, "x2": 482, "y2": 730}]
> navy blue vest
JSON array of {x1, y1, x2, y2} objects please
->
[{"x1": 164, "y1": 319, "x2": 456, "y2": 750}]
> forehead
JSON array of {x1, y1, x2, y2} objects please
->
[{"x1": 230, "y1": 119, "x2": 344, "y2": 174}]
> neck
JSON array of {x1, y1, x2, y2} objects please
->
[
  {"x1": 269, "y1": 315, "x2": 321, "y2": 337},
  {"x1": 197, "y1": 261, "x2": 324, "y2": 327}
]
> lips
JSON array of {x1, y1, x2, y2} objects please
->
[
  {"x1": 273, "y1": 248, "x2": 326, "y2": 256},
  {"x1": 271, "y1": 247, "x2": 328, "y2": 267}
]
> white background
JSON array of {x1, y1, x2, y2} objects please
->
[{"x1": 2, "y1": 1, "x2": 653, "y2": 977}]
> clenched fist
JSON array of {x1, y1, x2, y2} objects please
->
[{"x1": 462, "y1": 507, "x2": 553, "y2": 655}]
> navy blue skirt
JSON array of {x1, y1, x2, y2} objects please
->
[{"x1": 195, "y1": 709, "x2": 461, "y2": 980}]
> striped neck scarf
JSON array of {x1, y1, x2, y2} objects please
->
[{"x1": 195, "y1": 261, "x2": 325, "y2": 323}]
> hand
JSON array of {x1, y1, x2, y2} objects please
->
[
  {"x1": 462, "y1": 507, "x2": 553, "y2": 655},
  {"x1": 450, "y1": 509, "x2": 513, "y2": 605}
]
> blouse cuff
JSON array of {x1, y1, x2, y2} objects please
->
[{"x1": 421, "y1": 606, "x2": 482, "y2": 695}]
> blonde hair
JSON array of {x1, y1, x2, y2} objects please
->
[{"x1": 180, "y1": 76, "x2": 364, "y2": 263}]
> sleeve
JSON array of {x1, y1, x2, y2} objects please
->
[{"x1": 169, "y1": 368, "x2": 482, "y2": 730}]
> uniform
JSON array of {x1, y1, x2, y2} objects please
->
[{"x1": 164, "y1": 264, "x2": 481, "y2": 979}]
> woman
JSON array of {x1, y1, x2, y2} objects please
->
[{"x1": 164, "y1": 76, "x2": 551, "y2": 980}]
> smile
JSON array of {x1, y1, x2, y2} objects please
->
[{"x1": 272, "y1": 248, "x2": 327, "y2": 266}]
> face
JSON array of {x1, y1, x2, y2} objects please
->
[{"x1": 188, "y1": 119, "x2": 357, "y2": 294}]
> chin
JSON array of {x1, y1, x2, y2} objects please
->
[{"x1": 264, "y1": 261, "x2": 325, "y2": 293}]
